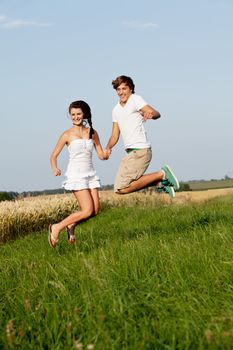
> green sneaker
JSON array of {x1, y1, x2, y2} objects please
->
[
  {"x1": 156, "y1": 185, "x2": 175, "y2": 198},
  {"x1": 162, "y1": 165, "x2": 179, "y2": 190}
]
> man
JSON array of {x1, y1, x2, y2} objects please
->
[{"x1": 105, "y1": 75, "x2": 179, "y2": 198}]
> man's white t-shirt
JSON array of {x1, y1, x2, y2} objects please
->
[{"x1": 112, "y1": 94, "x2": 151, "y2": 149}]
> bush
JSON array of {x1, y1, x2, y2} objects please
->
[
  {"x1": 0, "y1": 192, "x2": 15, "y2": 202},
  {"x1": 178, "y1": 183, "x2": 191, "y2": 192}
]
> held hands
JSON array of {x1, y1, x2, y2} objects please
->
[{"x1": 103, "y1": 148, "x2": 111, "y2": 160}]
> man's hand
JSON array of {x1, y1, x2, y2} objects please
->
[
  {"x1": 140, "y1": 104, "x2": 161, "y2": 121},
  {"x1": 142, "y1": 110, "x2": 156, "y2": 120}
]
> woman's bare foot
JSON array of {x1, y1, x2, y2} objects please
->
[
  {"x1": 48, "y1": 224, "x2": 59, "y2": 248},
  {"x1": 66, "y1": 225, "x2": 76, "y2": 244}
]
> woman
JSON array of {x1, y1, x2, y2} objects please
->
[{"x1": 49, "y1": 100, "x2": 109, "y2": 248}]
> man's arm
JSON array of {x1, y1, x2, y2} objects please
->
[
  {"x1": 140, "y1": 104, "x2": 161, "y2": 120},
  {"x1": 106, "y1": 122, "x2": 120, "y2": 150}
]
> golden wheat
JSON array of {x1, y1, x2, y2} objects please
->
[{"x1": 0, "y1": 194, "x2": 77, "y2": 243}]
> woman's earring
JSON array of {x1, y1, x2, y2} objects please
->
[{"x1": 82, "y1": 119, "x2": 87, "y2": 126}]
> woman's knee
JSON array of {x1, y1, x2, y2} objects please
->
[{"x1": 82, "y1": 205, "x2": 94, "y2": 218}]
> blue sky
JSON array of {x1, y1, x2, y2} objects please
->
[{"x1": 1, "y1": 0, "x2": 232, "y2": 192}]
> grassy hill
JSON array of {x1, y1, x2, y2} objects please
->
[{"x1": 1, "y1": 194, "x2": 233, "y2": 349}]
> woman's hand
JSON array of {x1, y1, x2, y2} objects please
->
[{"x1": 52, "y1": 167, "x2": 61, "y2": 176}]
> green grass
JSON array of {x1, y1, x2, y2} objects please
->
[{"x1": 1, "y1": 196, "x2": 233, "y2": 349}]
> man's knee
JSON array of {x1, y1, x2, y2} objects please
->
[
  {"x1": 115, "y1": 189, "x2": 123, "y2": 195},
  {"x1": 114, "y1": 177, "x2": 131, "y2": 194},
  {"x1": 115, "y1": 187, "x2": 131, "y2": 195}
]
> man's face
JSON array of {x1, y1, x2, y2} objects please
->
[{"x1": 116, "y1": 83, "x2": 132, "y2": 105}]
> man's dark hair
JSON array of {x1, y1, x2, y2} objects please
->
[{"x1": 112, "y1": 75, "x2": 135, "y2": 93}]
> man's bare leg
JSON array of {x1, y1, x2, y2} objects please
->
[{"x1": 116, "y1": 171, "x2": 164, "y2": 194}]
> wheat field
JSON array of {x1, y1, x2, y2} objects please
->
[{"x1": 100, "y1": 187, "x2": 233, "y2": 204}]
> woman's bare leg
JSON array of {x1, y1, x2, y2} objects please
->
[
  {"x1": 66, "y1": 188, "x2": 100, "y2": 244},
  {"x1": 90, "y1": 188, "x2": 100, "y2": 215},
  {"x1": 67, "y1": 188, "x2": 100, "y2": 229},
  {"x1": 50, "y1": 189, "x2": 95, "y2": 244}
]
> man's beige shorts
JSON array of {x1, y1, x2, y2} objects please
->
[{"x1": 114, "y1": 148, "x2": 152, "y2": 192}]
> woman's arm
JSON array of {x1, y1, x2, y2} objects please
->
[{"x1": 50, "y1": 132, "x2": 68, "y2": 176}]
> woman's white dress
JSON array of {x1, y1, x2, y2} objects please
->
[{"x1": 62, "y1": 138, "x2": 100, "y2": 191}]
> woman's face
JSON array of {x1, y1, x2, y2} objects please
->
[{"x1": 70, "y1": 107, "x2": 84, "y2": 126}]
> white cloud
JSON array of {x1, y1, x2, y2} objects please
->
[
  {"x1": 0, "y1": 14, "x2": 7, "y2": 22},
  {"x1": 0, "y1": 14, "x2": 52, "y2": 29},
  {"x1": 142, "y1": 22, "x2": 159, "y2": 29},
  {"x1": 123, "y1": 20, "x2": 159, "y2": 29}
]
